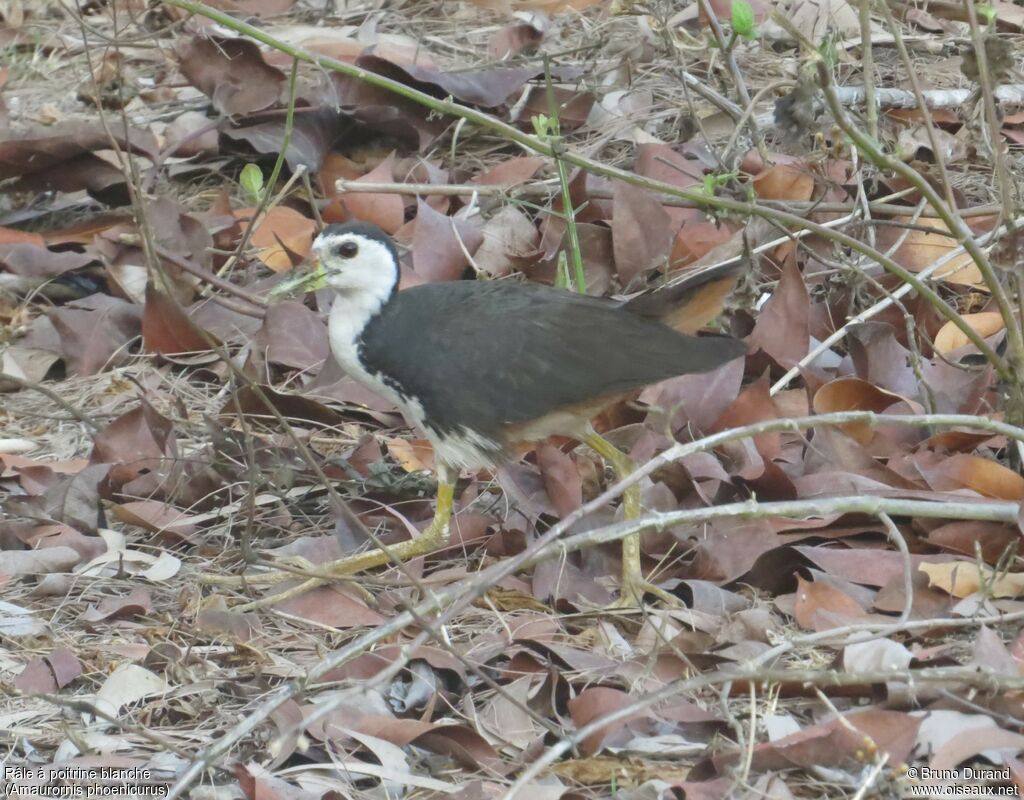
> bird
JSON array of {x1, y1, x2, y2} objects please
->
[{"x1": 271, "y1": 220, "x2": 747, "y2": 606}]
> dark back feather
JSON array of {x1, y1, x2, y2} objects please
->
[{"x1": 358, "y1": 280, "x2": 745, "y2": 441}]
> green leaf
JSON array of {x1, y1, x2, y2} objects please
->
[
  {"x1": 731, "y1": 0, "x2": 756, "y2": 39},
  {"x1": 976, "y1": 4, "x2": 996, "y2": 24},
  {"x1": 240, "y1": 163, "x2": 264, "y2": 204}
]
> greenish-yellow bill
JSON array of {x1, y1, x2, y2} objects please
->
[{"x1": 267, "y1": 261, "x2": 327, "y2": 299}]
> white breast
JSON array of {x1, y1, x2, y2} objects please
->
[{"x1": 328, "y1": 292, "x2": 407, "y2": 410}]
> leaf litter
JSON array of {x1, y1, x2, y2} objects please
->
[{"x1": 3, "y1": 0, "x2": 1024, "y2": 798}]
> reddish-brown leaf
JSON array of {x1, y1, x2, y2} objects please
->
[
  {"x1": 411, "y1": 200, "x2": 482, "y2": 282},
  {"x1": 256, "y1": 301, "x2": 329, "y2": 370},
  {"x1": 611, "y1": 182, "x2": 672, "y2": 286},
  {"x1": 536, "y1": 442, "x2": 582, "y2": 517},
  {"x1": 142, "y1": 283, "x2": 216, "y2": 355},
  {"x1": 793, "y1": 576, "x2": 867, "y2": 631},
  {"x1": 746, "y1": 258, "x2": 809, "y2": 370},
  {"x1": 177, "y1": 36, "x2": 285, "y2": 116},
  {"x1": 567, "y1": 686, "x2": 648, "y2": 756},
  {"x1": 326, "y1": 156, "x2": 406, "y2": 233}
]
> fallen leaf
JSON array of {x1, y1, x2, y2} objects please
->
[
  {"x1": 142, "y1": 283, "x2": 217, "y2": 355},
  {"x1": 926, "y1": 454, "x2": 1024, "y2": 500},
  {"x1": 568, "y1": 686, "x2": 649, "y2": 756},
  {"x1": 919, "y1": 561, "x2": 1024, "y2": 599},
  {"x1": 611, "y1": 182, "x2": 672, "y2": 286},
  {"x1": 325, "y1": 155, "x2": 406, "y2": 233},
  {"x1": 411, "y1": 200, "x2": 482, "y2": 282},
  {"x1": 256, "y1": 300, "x2": 329, "y2": 370},
  {"x1": 92, "y1": 664, "x2": 168, "y2": 718},
  {"x1": 177, "y1": 36, "x2": 285, "y2": 116},
  {"x1": 887, "y1": 216, "x2": 986, "y2": 288},
  {"x1": 385, "y1": 437, "x2": 434, "y2": 472},
  {"x1": 240, "y1": 206, "x2": 316, "y2": 272},
  {"x1": 793, "y1": 576, "x2": 867, "y2": 631},
  {"x1": 812, "y1": 377, "x2": 915, "y2": 444},
  {"x1": 933, "y1": 312, "x2": 1006, "y2": 354},
  {"x1": 752, "y1": 159, "x2": 815, "y2": 202},
  {"x1": 47, "y1": 295, "x2": 141, "y2": 376}
]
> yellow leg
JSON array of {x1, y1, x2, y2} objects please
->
[
  {"x1": 584, "y1": 431, "x2": 677, "y2": 608},
  {"x1": 233, "y1": 465, "x2": 456, "y2": 611},
  {"x1": 323, "y1": 466, "x2": 455, "y2": 574}
]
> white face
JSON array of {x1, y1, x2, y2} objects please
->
[{"x1": 313, "y1": 230, "x2": 399, "y2": 302}]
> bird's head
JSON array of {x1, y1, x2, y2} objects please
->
[{"x1": 269, "y1": 222, "x2": 400, "y2": 303}]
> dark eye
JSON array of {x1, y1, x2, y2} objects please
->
[{"x1": 337, "y1": 241, "x2": 358, "y2": 258}]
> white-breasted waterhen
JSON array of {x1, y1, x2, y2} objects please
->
[{"x1": 273, "y1": 221, "x2": 747, "y2": 606}]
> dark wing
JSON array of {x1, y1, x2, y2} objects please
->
[{"x1": 359, "y1": 281, "x2": 745, "y2": 440}]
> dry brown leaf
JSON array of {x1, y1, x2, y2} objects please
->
[
  {"x1": 752, "y1": 160, "x2": 815, "y2": 202},
  {"x1": 812, "y1": 377, "x2": 914, "y2": 444},
  {"x1": 463, "y1": 0, "x2": 602, "y2": 15},
  {"x1": 535, "y1": 441, "x2": 582, "y2": 517},
  {"x1": 110, "y1": 501, "x2": 199, "y2": 543},
  {"x1": 326, "y1": 155, "x2": 406, "y2": 234},
  {"x1": 142, "y1": 284, "x2": 217, "y2": 356},
  {"x1": 0, "y1": 547, "x2": 81, "y2": 578},
  {"x1": 176, "y1": 36, "x2": 285, "y2": 116},
  {"x1": 256, "y1": 301, "x2": 329, "y2": 370},
  {"x1": 568, "y1": 686, "x2": 649, "y2": 756},
  {"x1": 793, "y1": 576, "x2": 867, "y2": 631},
  {"x1": 931, "y1": 727, "x2": 1024, "y2": 770},
  {"x1": 473, "y1": 586, "x2": 549, "y2": 612},
  {"x1": 385, "y1": 437, "x2": 434, "y2": 472},
  {"x1": 241, "y1": 207, "x2": 316, "y2": 272},
  {"x1": 933, "y1": 312, "x2": 1006, "y2": 354},
  {"x1": 919, "y1": 561, "x2": 1024, "y2": 599},
  {"x1": 932, "y1": 454, "x2": 1024, "y2": 500},
  {"x1": 889, "y1": 216, "x2": 985, "y2": 288}
]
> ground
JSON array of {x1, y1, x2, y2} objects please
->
[{"x1": 3, "y1": 0, "x2": 1024, "y2": 798}]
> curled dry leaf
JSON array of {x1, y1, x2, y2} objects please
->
[
  {"x1": 82, "y1": 586, "x2": 153, "y2": 623},
  {"x1": 933, "y1": 312, "x2": 1006, "y2": 354},
  {"x1": 928, "y1": 453, "x2": 1024, "y2": 500},
  {"x1": 812, "y1": 377, "x2": 915, "y2": 445},
  {"x1": 92, "y1": 663, "x2": 168, "y2": 718}
]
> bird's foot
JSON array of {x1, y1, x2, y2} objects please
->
[
  {"x1": 609, "y1": 569, "x2": 680, "y2": 609},
  {"x1": 230, "y1": 479, "x2": 456, "y2": 612}
]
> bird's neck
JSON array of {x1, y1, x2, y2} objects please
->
[{"x1": 327, "y1": 286, "x2": 391, "y2": 376}]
